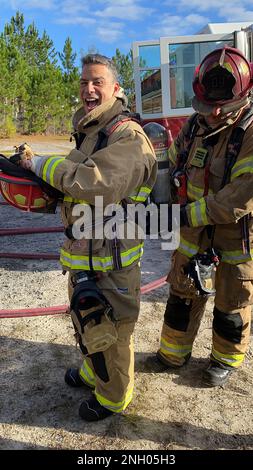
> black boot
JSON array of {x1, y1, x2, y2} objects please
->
[
  {"x1": 79, "y1": 396, "x2": 113, "y2": 421},
  {"x1": 65, "y1": 368, "x2": 94, "y2": 389},
  {"x1": 145, "y1": 351, "x2": 191, "y2": 373},
  {"x1": 202, "y1": 362, "x2": 233, "y2": 387}
]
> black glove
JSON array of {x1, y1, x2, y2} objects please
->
[
  {"x1": 166, "y1": 204, "x2": 189, "y2": 232},
  {"x1": 145, "y1": 204, "x2": 189, "y2": 238},
  {"x1": 179, "y1": 206, "x2": 190, "y2": 227},
  {"x1": 9, "y1": 153, "x2": 23, "y2": 165}
]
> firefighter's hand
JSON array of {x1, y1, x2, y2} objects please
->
[
  {"x1": 19, "y1": 157, "x2": 36, "y2": 172},
  {"x1": 164, "y1": 205, "x2": 189, "y2": 232},
  {"x1": 179, "y1": 206, "x2": 190, "y2": 227},
  {"x1": 20, "y1": 154, "x2": 44, "y2": 173},
  {"x1": 167, "y1": 251, "x2": 197, "y2": 298}
]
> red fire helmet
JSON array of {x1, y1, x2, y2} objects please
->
[
  {"x1": 0, "y1": 172, "x2": 50, "y2": 212},
  {"x1": 192, "y1": 46, "x2": 253, "y2": 115}
]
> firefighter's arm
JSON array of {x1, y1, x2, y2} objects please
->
[
  {"x1": 20, "y1": 128, "x2": 156, "y2": 206},
  {"x1": 182, "y1": 172, "x2": 253, "y2": 228},
  {"x1": 182, "y1": 131, "x2": 253, "y2": 227}
]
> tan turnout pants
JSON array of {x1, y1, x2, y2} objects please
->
[
  {"x1": 68, "y1": 264, "x2": 141, "y2": 412},
  {"x1": 158, "y1": 251, "x2": 253, "y2": 368}
]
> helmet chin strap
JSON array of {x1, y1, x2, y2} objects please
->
[
  {"x1": 196, "y1": 109, "x2": 241, "y2": 139},
  {"x1": 199, "y1": 98, "x2": 251, "y2": 139},
  {"x1": 202, "y1": 117, "x2": 237, "y2": 140}
]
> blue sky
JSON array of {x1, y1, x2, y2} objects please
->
[{"x1": 0, "y1": 0, "x2": 253, "y2": 65}]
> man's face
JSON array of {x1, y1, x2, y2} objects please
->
[
  {"x1": 203, "y1": 105, "x2": 233, "y2": 128},
  {"x1": 80, "y1": 63, "x2": 120, "y2": 114}
]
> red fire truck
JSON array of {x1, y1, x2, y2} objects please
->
[
  {"x1": 133, "y1": 21, "x2": 253, "y2": 140},
  {"x1": 132, "y1": 22, "x2": 253, "y2": 203}
]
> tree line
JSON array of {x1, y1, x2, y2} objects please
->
[{"x1": 0, "y1": 12, "x2": 134, "y2": 137}]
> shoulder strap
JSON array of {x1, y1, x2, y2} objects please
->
[
  {"x1": 70, "y1": 131, "x2": 86, "y2": 150},
  {"x1": 222, "y1": 105, "x2": 253, "y2": 188},
  {"x1": 90, "y1": 111, "x2": 141, "y2": 271},
  {"x1": 93, "y1": 112, "x2": 141, "y2": 153},
  {"x1": 176, "y1": 112, "x2": 199, "y2": 170},
  {"x1": 186, "y1": 112, "x2": 199, "y2": 142}
]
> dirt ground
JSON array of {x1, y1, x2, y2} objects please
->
[
  {"x1": 0, "y1": 134, "x2": 74, "y2": 156},
  {"x1": 0, "y1": 137, "x2": 253, "y2": 452}
]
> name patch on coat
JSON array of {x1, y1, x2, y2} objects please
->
[{"x1": 191, "y1": 147, "x2": 208, "y2": 168}]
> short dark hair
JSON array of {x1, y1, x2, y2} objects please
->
[{"x1": 81, "y1": 54, "x2": 118, "y2": 82}]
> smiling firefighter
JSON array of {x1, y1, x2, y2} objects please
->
[{"x1": 18, "y1": 53, "x2": 157, "y2": 421}]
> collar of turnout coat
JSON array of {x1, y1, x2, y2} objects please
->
[{"x1": 73, "y1": 96, "x2": 128, "y2": 133}]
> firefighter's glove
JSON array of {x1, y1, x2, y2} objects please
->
[
  {"x1": 157, "y1": 205, "x2": 190, "y2": 239},
  {"x1": 166, "y1": 205, "x2": 190, "y2": 232},
  {"x1": 19, "y1": 155, "x2": 44, "y2": 173},
  {"x1": 180, "y1": 206, "x2": 190, "y2": 227},
  {"x1": 167, "y1": 251, "x2": 198, "y2": 298},
  {"x1": 9, "y1": 143, "x2": 35, "y2": 165}
]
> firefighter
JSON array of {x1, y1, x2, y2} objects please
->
[
  {"x1": 20, "y1": 53, "x2": 157, "y2": 420},
  {"x1": 152, "y1": 46, "x2": 253, "y2": 386}
]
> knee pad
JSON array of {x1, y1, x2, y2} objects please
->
[
  {"x1": 213, "y1": 307, "x2": 243, "y2": 344},
  {"x1": 164, "y1": 295, "x2": 192, "y2": 332},
  {"x1": 70, "y1": 272, "x2": 117, "y2": 355}
]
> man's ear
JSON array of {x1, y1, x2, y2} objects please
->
[{"x1": 113, "y1": 82, "x2": 120, "y2": 95}]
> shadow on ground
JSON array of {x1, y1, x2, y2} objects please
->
[{"x1": 1, "y1": 336, "x2": 252, "y2": 450}]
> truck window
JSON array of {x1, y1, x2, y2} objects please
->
[
  {"x1": 168, "y1": 40, "x2": 233, "y2": 109},
  {"x1": 141, "y1": 69, "x2": 162, "y2": 114},
  {"x1": 139, "y1": 45, "x2": 162, "y2": 114}
]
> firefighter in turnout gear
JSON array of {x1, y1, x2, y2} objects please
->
[
  {"x1": 153, "y1": 46, "x2": 253, "y2": 386},
  {"x1": 20, "y1": 54, "x2": 157, "y2": 420}
]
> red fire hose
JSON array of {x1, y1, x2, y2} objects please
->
[
  {"x1": 0, "y1": 226, "x2": 63, "y2": 259},
  {"x1": 0, "y1": 305, "x2": 68, "y2": 319},
  {"x1": 0, "y1": 222, "x2": 168, "y2": 318},
  {"x1": 0, "y1": 227, "x2": 63, "y2": 236},
  {"x1": 0, "y1": 252, "x2": 59, "y2": 260},
  {"x1": 0, "y1": 276, "x2": 167, "y2": 318}
]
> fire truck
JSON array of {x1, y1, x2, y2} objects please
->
[{"x1": 132, "y1": 22, "x2": 253, "y2": 203}]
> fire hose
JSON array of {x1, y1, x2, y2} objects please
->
[
  {"x1": 0, "y1": 226, "x2": 63, "y2": 259},
  {"x1": 0, "y1": 276, "x2": 167, "y2": 318},
  {"x1": 0, "y1": 227, "x2": 63, "y2": 236},
  {"x1": 0, "y1": 225, "x2": 167, "y2": 318}
]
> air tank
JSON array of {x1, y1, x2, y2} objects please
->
[{"x1": 143, "y1": 122, "x2": 171, "y2": 204}]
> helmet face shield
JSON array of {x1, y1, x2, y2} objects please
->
[
  {"x1": 192, "y1": 94, "x2": 250, "y2": 117},
  {"x1": 192, "y1": 46, "x2": 253, "y2": 115},
  {"x1": 192, "y1": 95, "x2": 218, "y2": 116}
]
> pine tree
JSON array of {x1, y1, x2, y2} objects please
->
[
  {"x1": 112, "y1": 48, "x2": 135, "y2": 109},
  {"x1": 0, "y1": 12, "x2": 137, "y2": 135},
  {"x1": 59, "y1": 37, "x2": 80, "y2": 127}
]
